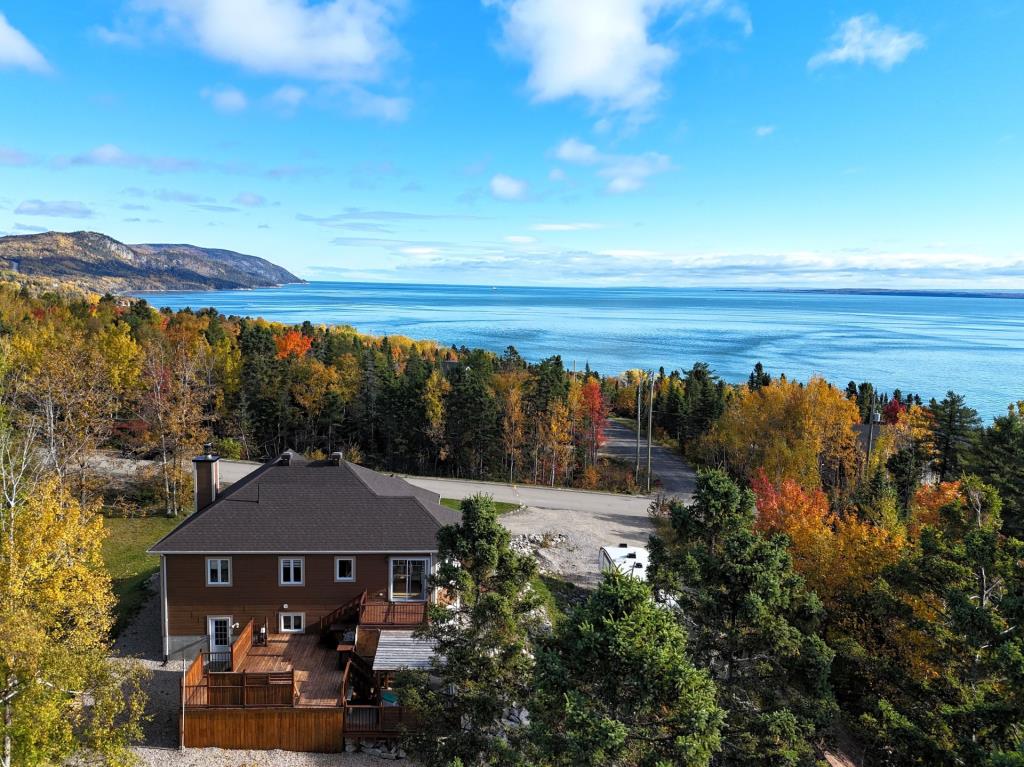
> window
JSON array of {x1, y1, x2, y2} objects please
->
[
  {"x1": 335, "y1": 556, "x2": 356, "y2": 582},
  {"x1": 390, "y1": 557, "x2": 429, "y2": 602},
  {"x1": 279, "y1": 612, "x2": 305, "y2": 633},
  {"x1": 279, "y1": 557, "x2": 304, "y2": 585},
  {"x1": 206, "y1": 558, "x2": 231, "y2": 586}
]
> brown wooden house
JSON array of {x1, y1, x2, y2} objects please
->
[{"x1": 150, "y1": 448, "x2": 457, "y2": 751}]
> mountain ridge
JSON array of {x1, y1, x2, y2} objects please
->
[{"x1": 0, "y1": 230, "x2": 303, "y2": 292}]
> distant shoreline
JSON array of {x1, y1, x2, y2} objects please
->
[{"x1": 133, "y1": 280, "x2": 1024, "y2": 300}]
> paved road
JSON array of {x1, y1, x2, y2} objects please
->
[{"x1": 600, "y1": 419, "x2": 696, "y2": 499}]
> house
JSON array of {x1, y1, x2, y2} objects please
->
[{"x1": 149, "y1": 447, "x2": 458, "y2": 752}]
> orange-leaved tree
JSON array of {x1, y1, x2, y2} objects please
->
[
  {"x1": 752, "y1": 469, "x2": 905, "y2": 604},
  {"x1": 274, "y1": 329, "x2": 312, "y2": 359}
]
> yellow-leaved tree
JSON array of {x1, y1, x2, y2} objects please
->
[
  {"x1": 702, "y1": 376, "x2": 861, "y2": 500},
  {"x1": 0, "y1": 428, "x2": 146, "y2": 767}
]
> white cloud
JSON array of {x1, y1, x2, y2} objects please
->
[
  {"x1": 135, "y1": 0, "x2": 403, "y2": 83},
  {"x1": 345, "y1": 85, "x2": 410, "y2": 121},
  {"x1": 201, "y1": 85, "x2": 248, "y2": 113},
  {"x1": 0, "y1": 147, "x2": 32, "y2": 166},
  {"x1": 489, "y1": 173, "x2": 528, "y2": 200},
  {"x1": 600, "y1": 248, "x2": 662, "y2": 257},
  {"x1": 15, "y1": 199, "x2": 94, "y2": 218},
  {"x1": 92, "y1": 24, "x2": 142, "y2": 46},
  {"x1": 400, "y1": 246, "x2": 438, "y2": 255},
  {"x1": 809, "y1": 14, "x2": 924, "y2": 71},
  {"x1": 554, "y1": 137, "x2": 601, "y2": 164},
  {"x1": 505, "y1": 235, "x2": 536, "y2": 243},
  {"x1": 531, "y1": 222, "x2": 602, "y2": 231},
  {"x1": 485, "y1": 0, "x2": 750, "y2": 114},
  {"x1": 56, "y1": 144, "x2": 203, "y2": 173},
  {"x1": 0, "y1": 12, "x2": 51, "y2": 73},
  {"x1": 271, "y1": 84, "x2": 308, "y2": 109},
  {"x1": 754, "y1": 124, "x2": 775, "y2": 137},
  {"x1": 233, "y1": 192, "x2": 267, "y2": 207},
  {"x1": 554, "y1": 137, "x2": 671, "y2": 193}
]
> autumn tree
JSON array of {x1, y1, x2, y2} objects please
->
[
  {"x1": 579, "y1": 377, "x2": 607, "y2": 468},
  {"x1": 1, "y1": 317, "x2": 141, "y2": 504},
  {"x1": 274, "y1": 328, "x2": 313, "y2": 359},
  {"x1": 528, "y1": 571, "x2": 722, "y2": 767},
  {"x1": 704, "y1": 376, "x2": 861, "y2": 500},
  {"x1": 649, "y1": 470, "x2": 836, "y2": 766},
  {"x1": 138, "y1": 315, "x2": 212, "y2": 515},
  {"x1": 493, "y1": 371, "x2": 527, "y2": 482},
  {"x1": 855, "y1": 478, "x2": 1024, "y2": 765},
  {"x1": 752, "y1": 469, "x2": 905, "y2": 604},
  {"x1": 0, "y1": 429, "x2": 146, "y2": 767},
  {"x1": 421, "y1": 368, "x2": 451, "y2": 472}
]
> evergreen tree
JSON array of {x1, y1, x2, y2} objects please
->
[
  {"x1": 930, "y1": 391, "x2": 981, "y2": 481},
  {"x1": 970, "y1": 402, "x2": 1024, "y2": 537},
  {"x1": 396, "y1": 495, "x2": 540, "y2": 767},
  {"x1": 680, "y1": 363, "x2": 726, "y2": 450},
  {"x1": 747, "y1": 362, "x2": 771, "y2": 391},
  {"x1": 649, "y1": 470, "x2": 836, "y2": 766},
  {"x1": 529, "y1": 571, "x2": 722, "y2": 767},
  {"x1": 857, "y1": 478, "x2": 1024, "y2": 766},
  {"x1": 444, "y1": 365, "x2": 500, "y2": 478}
]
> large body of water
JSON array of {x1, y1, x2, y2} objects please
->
[{"x1": 136, "y1": 282, "x2": 1024, "y2": 419}]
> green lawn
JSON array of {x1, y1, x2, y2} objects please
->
[
  {"x1": 101, "y1": 514, "x2": 181, "y2": 635},
  {"x1": 441, "y1": 497, "x2": 521, "y2": 514}
]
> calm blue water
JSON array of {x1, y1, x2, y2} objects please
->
[{"x1": 135, "y1": 282, "x2": 1024, "y2": 419}]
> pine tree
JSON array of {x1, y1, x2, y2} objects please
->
[
  {"x1": 395, "y1": 495, "x2": 540, "y2": 767},
  {"x1": 529, "y1": 572, "x2": 722, "y2": 767},
  {"x1": 930, "y1": 391, "x2": 981, "y2": 481},
  {"x1": 969, "y1": 402, "x2": 1024, "y2": 537},
  {"x1": 649, "y1": 470, "x2": 837, "y2": 766},
  {"x1": 747, "y1": 362, "x2": 771, "y2": 391},
  {"x1": 857, "y1": 478, "x2": 1024, "y2": 766}
]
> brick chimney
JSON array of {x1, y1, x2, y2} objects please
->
[{"x1": 192, "y1": 443, "x2": 220, "y2": 512}]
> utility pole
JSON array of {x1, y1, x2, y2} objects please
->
[
  {"x1": 646, "y1": 372, "x2": 655, "y2": 493},
  {"x1": 635, "y1": 378, "x2": 641, "y2": 477}
]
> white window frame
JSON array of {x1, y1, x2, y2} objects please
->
[
  {"x1": 205, "y1": 557, "x2": 232, "y2": 587},
  {"x1": 278, "y1": 612, "x2": 305, "y2": 633},
  {"x1": 334, "y1": 556, "x2": 356, "y2": 582},
  {"x1": 279, "y1": 556, "x2": 304, "y2": 586},
  {"x1": 388, "y1": 556, "x2": 430, "y2": 602}
]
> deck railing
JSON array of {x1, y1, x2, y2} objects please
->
[
  {"x1": 343, "y1": 704, "x2": 414, "y2": 735},
  {"x1": 183, "y1": 650, "x2": 296, "y2": 709},
  {"x1": 319, "y1": 591, "x2": 367, "y2": 633},
  {"x1": 359, "y1": 599, "x2": 427, "y2": 626},
  {"x1": 231, "y1": 620, "x2": 254, "y2": 670}
]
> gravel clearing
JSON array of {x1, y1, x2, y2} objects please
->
[
  {"x1": 113, "y1": 579, "x2": 411, "y2": 766},
  {"x1": 503, "y1": 501, "x2": 654, "y2": 587}
]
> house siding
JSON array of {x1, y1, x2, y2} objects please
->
[{"x1": 164, "y1": 552, "x2": 432, "y2": 636}]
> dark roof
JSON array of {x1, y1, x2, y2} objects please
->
[{"x1": 150, "y1": 452, "x2": 459, "y2": 553}]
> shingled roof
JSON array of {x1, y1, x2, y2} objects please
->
[{"x1": 149, "y1": 452, "x2": 460, "y2": 553}]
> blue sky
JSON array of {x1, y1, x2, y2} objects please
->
[{"x1": 0, "y1": 1, "x2": 1021, "y2": 288}]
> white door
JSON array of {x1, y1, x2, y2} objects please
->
[{"x1": 207, "y1": 616, "x2": 232, "y2": 657}]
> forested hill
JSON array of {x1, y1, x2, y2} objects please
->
[{"x1": 0, "y1": 230, "x2": 302, "y2": 292}]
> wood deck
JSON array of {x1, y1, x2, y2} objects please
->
[{"x1": 240, "y1": 633, "x2": 343, "y2": 707}]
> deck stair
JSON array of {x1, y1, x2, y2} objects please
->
[{"x1": 319, "y1": 591, "x2": 366, "y2": 640}]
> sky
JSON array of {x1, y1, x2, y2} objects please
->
[{"x1": 0, "y1": 1, "x2": 1021, "y2": 288}]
